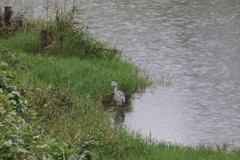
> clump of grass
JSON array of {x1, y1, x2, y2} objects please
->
[
  {"x1": 0, "y1": 29, "x2": 40, "y2": 53},
  {"x1": 33, "y1": 1, "x2": 118, "y2": 59},
  {"x1": 18, "y1": 53, "x2": 148, "y2": 103}
]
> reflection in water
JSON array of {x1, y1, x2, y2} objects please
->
[
  {"x1": 114, "y1": 109, "x2": 125, "y2": 125},
  {"x1": 3, "y1": 0, "x2": 240, "y2": 147}
]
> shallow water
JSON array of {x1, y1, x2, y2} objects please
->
[{"x1": 2, "y1": 0, "x2": 240, "y2": 147}]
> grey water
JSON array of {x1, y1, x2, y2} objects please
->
[{"x1": 2, "y1": 0, "x2": 240, "y2": 147}]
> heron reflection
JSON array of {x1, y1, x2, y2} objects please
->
[{"x1": 114, "y1": 109, "x2": 125, "y2": 125}]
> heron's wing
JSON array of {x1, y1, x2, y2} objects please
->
[{"x1": 117, "y1": 90, "x2": 125, "y2": 103}]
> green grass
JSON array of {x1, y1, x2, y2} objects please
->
[
  {"x1": 0, "y1": 29, "x2": 40, "y2": 53},
  {"x1": 1, "y1": 21, "x2": 240, "y2": 159},
  {"x1": 20, "y1": 54, "x2": 147, "y2": 101},
  {"x1": 0, "y1": 28, "x2": 148, "y2": 101}
]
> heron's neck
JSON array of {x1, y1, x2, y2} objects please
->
[{"x1": 114, "y1": 86, "x2": 118, "y2": 91}]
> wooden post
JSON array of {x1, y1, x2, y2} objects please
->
[
  {"x1": 11, "y1": 18, "x2": 23, "y2": 32},
  {"x1": 15, "y1": 19, "x2": 23, "y2": 27},
  {"x1": 4, "y1": 6, "x2": 12, "y2": 26},
  {"x1": 0, "y1": 16, "x2": 2, "y2": 29},
  {"x1": 36, "y1": 29, "x2": 53, "y2": 49},
  {"x1": 0, "y1": 8, "x2": 3, "y2": 29}
]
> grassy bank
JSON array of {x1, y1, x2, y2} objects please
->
[{"x1": 1, "y1": 12, "x2": 240, "y2": 160}]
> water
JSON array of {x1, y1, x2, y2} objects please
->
[{"x1": 2, "y1": 0, "x2": 240, "y2": 147}]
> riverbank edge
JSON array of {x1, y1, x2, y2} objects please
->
[{"x1": 1, "y1": 23, "x2": 240, "y2": 160}]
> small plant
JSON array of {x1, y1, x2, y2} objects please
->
[{"x1": 33, "y1": 1, "x2": 119, "y2": 59}]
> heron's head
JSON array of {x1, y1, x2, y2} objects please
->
[{"x1": 111, "y1": 81, "x2": 117, "y2": 87}]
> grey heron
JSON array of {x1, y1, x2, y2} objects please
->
[{"x1": 111, "y1": 81, "x2": 125, "y2": 107}]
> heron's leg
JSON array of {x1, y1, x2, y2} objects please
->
[{"x1": 116, "y1": 104, "x2": 120, "y2": 110}]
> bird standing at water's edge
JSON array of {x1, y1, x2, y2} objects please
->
[{"x1": 111, "y1": 81, "x2": 125, "y2": 107}]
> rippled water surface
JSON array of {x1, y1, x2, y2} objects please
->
[{"x1": 2, "y1": 0, "x2": 240, "y2": 147}]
